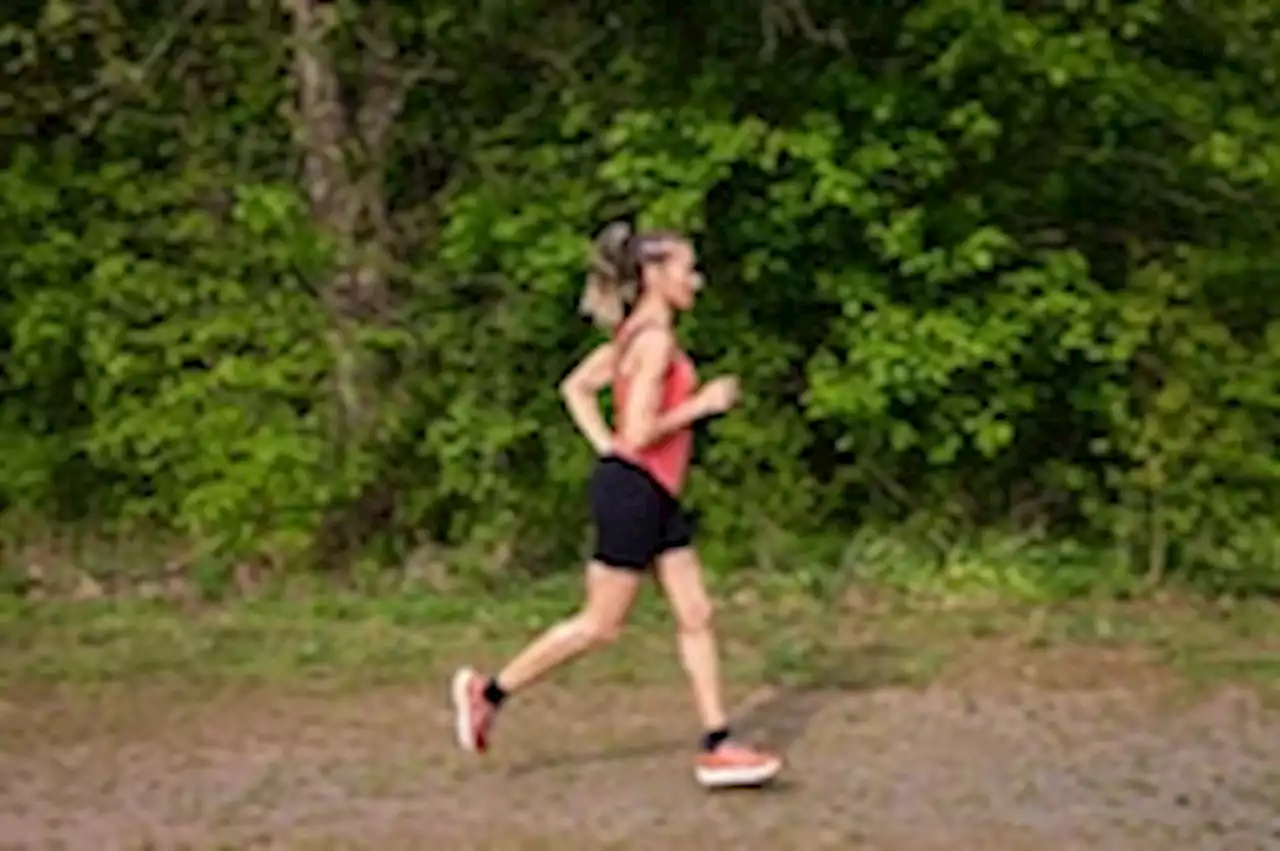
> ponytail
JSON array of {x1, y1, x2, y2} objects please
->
[{"x1": 581, "y1": 221, "x2": 638, "y2": 330}]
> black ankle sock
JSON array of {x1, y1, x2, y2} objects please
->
[
  {"x1": 701, "y1": 727, "x2": 731, "y2": 752},
  {"x1": 483, "y1": 678, "x2": 507, "y2": 708}
]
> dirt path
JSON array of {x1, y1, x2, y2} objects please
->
[{"x1": 2, "y1": 660, "x2": 1278, "y2": 850}]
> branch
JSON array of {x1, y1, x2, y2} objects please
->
[
  {"x1": 510, "y1": 23, "x2": 608, "y2": 85},
  {"x1": 759, "y1": 0, "x2": 847, "y2": 60},
  {"x1": 72, "y1": 0, "x2": 209, "y2": 135}
]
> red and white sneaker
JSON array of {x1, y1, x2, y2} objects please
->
[
  {"x1": 695, "y1": 741, "x2": 784, "y2": 788},
  {"x1": 450, "y1": 667, "x2": 496, "y2": 753}
]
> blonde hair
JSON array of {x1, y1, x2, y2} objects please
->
[{"x1": 580, "y1": 222, "x2": 682, "y2": 330}]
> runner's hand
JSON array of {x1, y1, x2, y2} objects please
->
[{"x1": 698, "y1": 376, "x2": 741, "y2": 417}]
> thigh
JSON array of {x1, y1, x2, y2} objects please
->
[
  {"x1": 654, "y1": 546, "x2": 713, "y2": 628},
  {"x1": 588, "y1": 459, "x2": 663, "y2": 570},
  {"x1": 583, "y1": 560, "x2": 643, "y2": 628}
]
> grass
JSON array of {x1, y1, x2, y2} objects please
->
[
  {"x1": 2, "y1": 573, "x2": 1277, "y2": 702},
  {"x1": 3, "y1": 576, "x2": 1277, "y2": 851}
]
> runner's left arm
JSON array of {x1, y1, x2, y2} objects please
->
[{"x1": 559, "y1": 342, "x2": 617, "y2": 455}]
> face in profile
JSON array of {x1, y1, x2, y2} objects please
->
[{"x1": 648, "y1": 241, "x2": 702, "y2": 312}]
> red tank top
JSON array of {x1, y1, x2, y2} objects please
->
[{"x1": 611, "y1": 318, "x2": 697, "y2": 496}]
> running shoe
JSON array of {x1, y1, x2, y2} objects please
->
[
  {"x1": 450, "y1": 667, "x2": 496, "y2": 753},
  {"x1": 695, "y1": 741, "x2": 784, "y2": 788}
]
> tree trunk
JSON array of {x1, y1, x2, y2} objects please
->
[
  {"x1": 286, "y1": 0, "x2": 422, "y2": 562},
  {"x1": 287, "y1": 0, "x2": 404, "y2": 318}
]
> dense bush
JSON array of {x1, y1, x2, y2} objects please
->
[{"x1": 1, "y1": 0, "x2": 1277, "y2": 593}]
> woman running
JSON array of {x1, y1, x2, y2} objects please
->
[{"x1": 450, "y1": 222, "x2": 783, "y2": 789}]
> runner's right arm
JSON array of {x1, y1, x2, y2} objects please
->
[
  {"x1": 617, "y1": 328, "x2": 706, "y2": 450},
  {"x1": 618, "y1": 329, "x2": 740, "y2": 450}
]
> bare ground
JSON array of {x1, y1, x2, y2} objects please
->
[{"x1": 2, "y1": 647, "x2": 1278, "y2": 851}]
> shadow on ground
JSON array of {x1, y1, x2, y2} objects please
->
[{"x1": 502, "y1": 636, "x2": 918, "y2": 778}]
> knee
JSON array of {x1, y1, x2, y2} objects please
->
[
  {"x1": 571, "y1": 612, "x2": 623, "y2": 646},
  {"x1": 674, "y1": 597, "x2": 714, "y2": 635}
]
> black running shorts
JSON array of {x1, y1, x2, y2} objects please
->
[{"x1": 588, "y1": 456, "x2": 693, "y2": 569}]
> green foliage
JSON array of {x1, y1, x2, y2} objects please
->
[{"x1": 1, "y1": 0, "x2": 1277, "y2": 594}]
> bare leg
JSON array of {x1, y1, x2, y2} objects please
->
[
  {"x1": 452, "y1": 561, "x2": 641, "y2": 752},
  {"x1": 654, "y1": 547, "x2": 728, "y2": 730},
  {"x1": 493, "y1": 561, "x2": 640, "y2": 694},
  {"x1": 655, "y1": 546, "x2": 783, "y2": 787}
]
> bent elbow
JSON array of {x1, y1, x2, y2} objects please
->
[
  {"x1": 560, "y1": 378, "x2": 592, "y2": 405},
  {"x1": 559, "y1": 375, "x2": 581, "y2": 398}
]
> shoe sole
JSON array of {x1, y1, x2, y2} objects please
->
[
  {"x1": 695, "y1": 759, "x2": 783, "y2": 789},
  {"x1": 450, "y1": 667, "x2": 479, "y2": 752}
]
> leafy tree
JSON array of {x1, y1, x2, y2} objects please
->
[{"x1": 1, "y1": 0, "x2": 1276, "y2": 593}]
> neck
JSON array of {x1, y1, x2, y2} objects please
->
[{"x1": 629, "y1": 292, "x2": 673, "y2": 328}]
